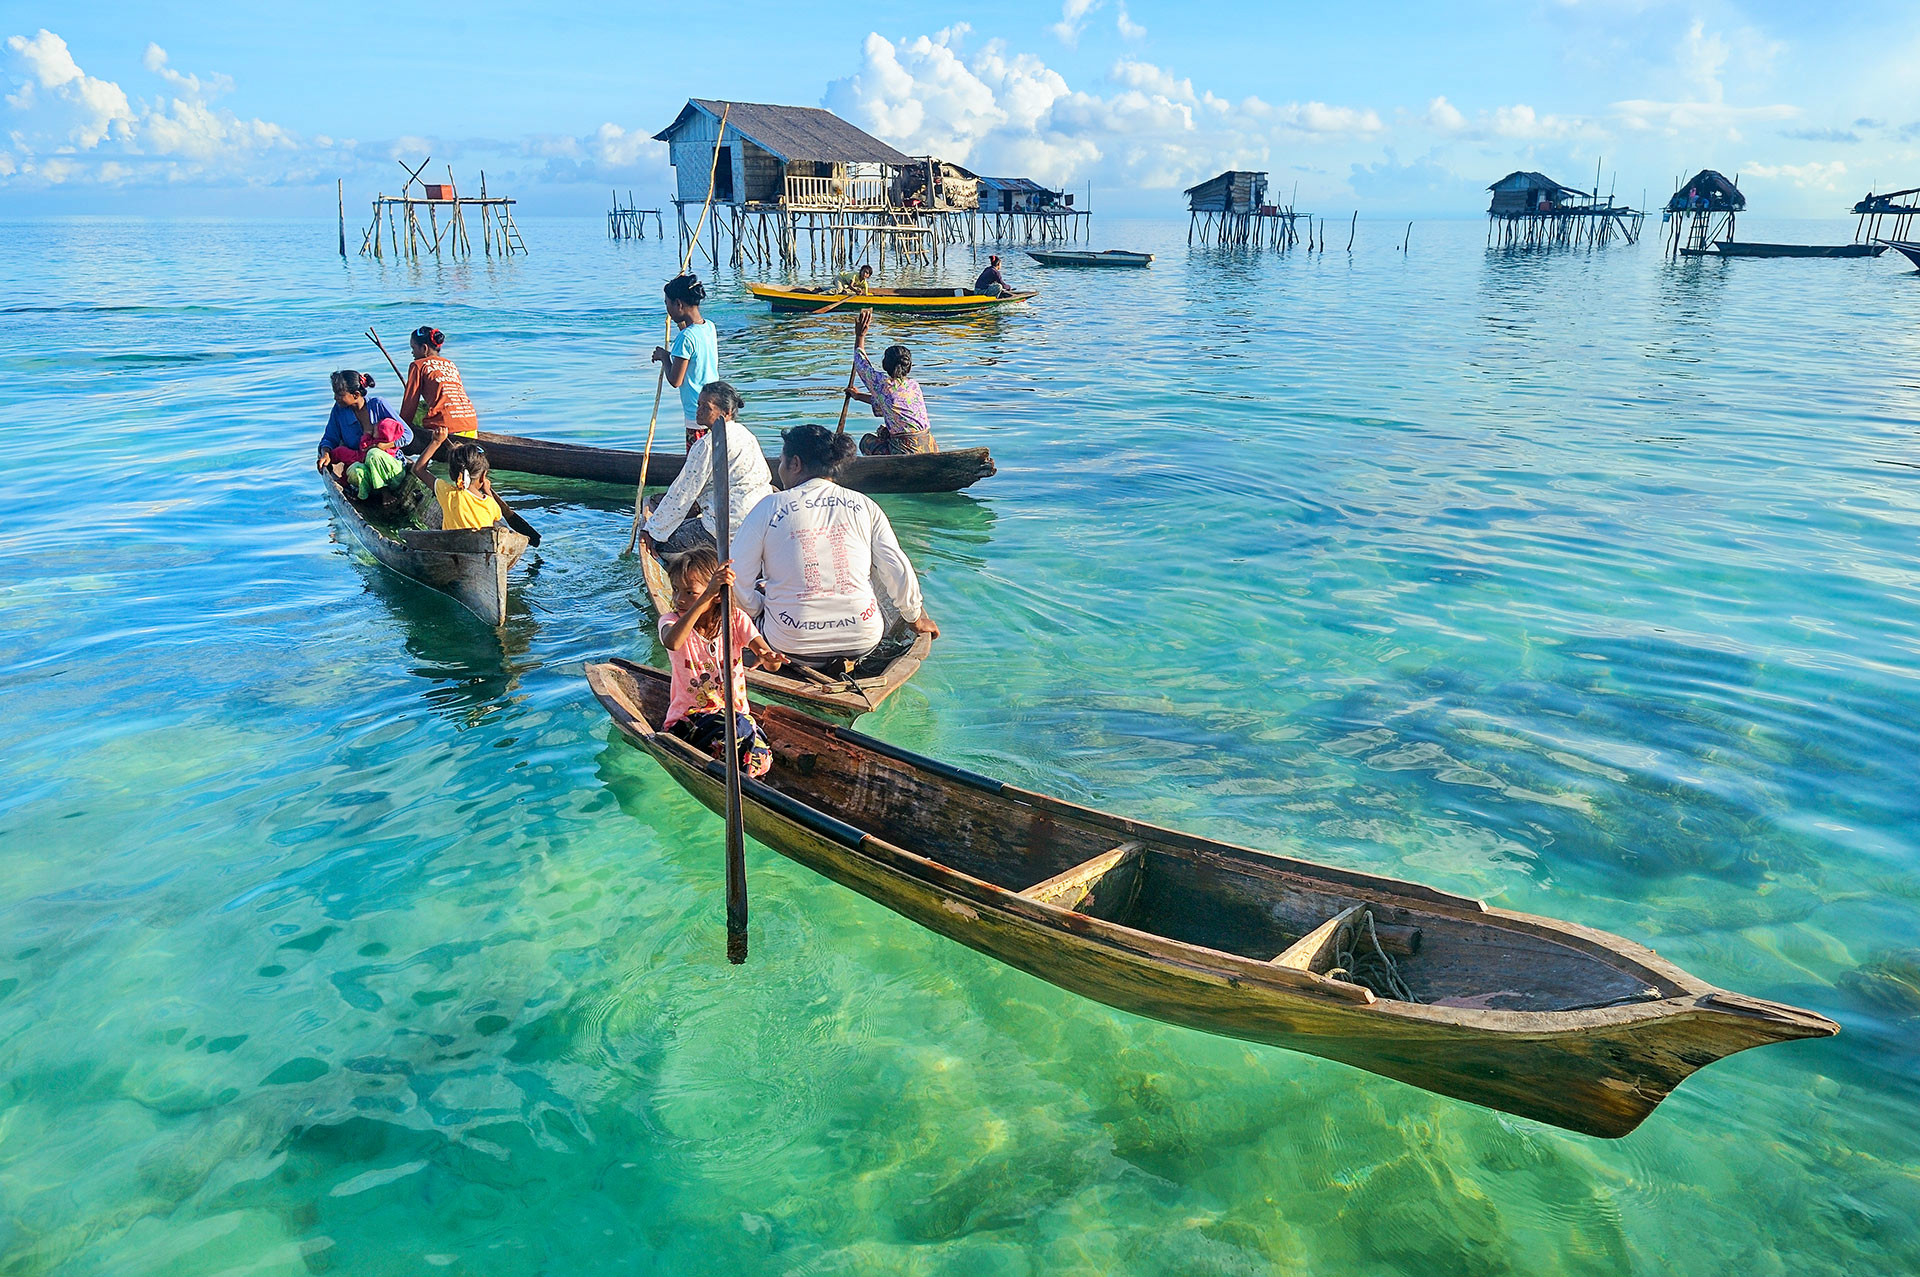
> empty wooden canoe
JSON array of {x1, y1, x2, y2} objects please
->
[
  {"x1": 1027, "y1": 249, "x2": 1154, "y2": 266},
  {"x1": 636, "y1": 503, "x2": 932, "y2": 723},
  {"x1": 319, "y1": 471, "x2": 528, "y2": 627},
  {"x1": 747, "y1": 283, "x2": 1038, "y2": 313},
  {"x1": 457, "y1": 430, "x2": 996, "y2": 496},
  {"x1": 583, "y1": 659, "x2": 1838, "y2": 1137}
]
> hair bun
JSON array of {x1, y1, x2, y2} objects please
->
[{"x1": 361, "y1": 373, "x2": 375, "y2": 390}]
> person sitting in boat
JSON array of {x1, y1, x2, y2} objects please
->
[
  {"x1": 651, "y1": 273, "x2": 718, "y2": 431},
  {"x1": 972, "y1": 254, "x2": 1008, "y2": 297},
  {"x1": 845, "y1": 309, "x2": 935, "y2": 456},
  {"x1": 640, "y1": 381, "x2": 775, "y2": 554},
  {"x1": 400, "y1": 326, "x2": 480, "y2": 440},
  {"x1": 731, "y1": 424, "x2": 939, "y2": 672},
  {"x1": 834, "y1": 264, "x2": 874, "y2": 294},
  {"x1": 343, "y1": 417, "x2": 409, "y2": 501},
  {"x1": 410, "y1": 434, "x2": 503, "y2": 531},
  {"x1": 318, "y1": 370, "x2": 407, "y2": 472},
  {"x1": 659, "y1": 546, "x2": 784, "y2": 779}
]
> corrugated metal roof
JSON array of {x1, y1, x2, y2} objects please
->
[
  {"x1": 976, "y1": 176, "x2": 1058, "y2": 195},
  {"x1": 653, "y1": 99, "x2": 913, "y2": 166}
]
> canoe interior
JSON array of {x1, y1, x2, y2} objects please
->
[
  {"x1": 635, "y1": 502, "x2": 931, "y2": 722},
  {"x1": 604, "y1": 661, "x2": 1679, "y2": 1014},
  {"x1": 320, "y1": 469, "x2": 528, "y2": 628}
]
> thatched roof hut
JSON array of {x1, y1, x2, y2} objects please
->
[{"x1": 1667, "y1": 170, "x2": 1744, "y2": 214}]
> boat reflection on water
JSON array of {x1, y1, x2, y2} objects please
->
[{"x1": 350, "y1": 559, "x2": 539, "y2": 723}]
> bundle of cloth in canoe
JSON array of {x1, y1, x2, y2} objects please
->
[{"x1": 640, "y1": 396, "x2": 940, "y2": 740}]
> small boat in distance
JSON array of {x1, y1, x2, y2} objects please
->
[
  {"x1": 430, "y1": 430, "x2": 996, "y2": 495},
  {"x1": 633, "y1": 500, "x2": 931, "y2": 722},
  {"x1": 1881, "y1": 240, "x2": 1920, "y2": 269},
  {"x1": 1680, "y1": 241, "x2": 1887, "y2": 258},
  {"x1": 1027, "y1": 248, "x2": 1154, "y2": 267},
  {"x1": 747, "y1": 282, "x2": 1037, "y2": 313},
  {"x1": 318, "y1": 470, "x2": 528, "y2": 627},
  {"x1": 583, "y1": 660, "x2": 1839, "y2": 1137}
]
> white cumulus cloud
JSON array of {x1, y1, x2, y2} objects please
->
[{"x1": 825, "y1": 28, "x2": 1381, "y2": 193}]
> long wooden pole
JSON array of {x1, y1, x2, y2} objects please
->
[
  {"x1": 713, "y1": 417, "x2": 748, "y2": 963},
  {"x1": 338, "y1": 179, "x2": 346, "y2": 257},
  {"x1": 625, "y1": 104, "x2": 731, "y2": 555}
]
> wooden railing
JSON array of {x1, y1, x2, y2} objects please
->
[{"x1": 784, "y1": 175, "x2": 889, "y2": 209}]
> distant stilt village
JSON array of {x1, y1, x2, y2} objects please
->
[{"x1": 338, "y1": 95, "x2": 1920, "y2": 272}]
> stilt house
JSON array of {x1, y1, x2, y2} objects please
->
[
  {"x1": 974, "y1": 175, "x2": 1065, "y2": 215},
  {"x1": 1488, "y1": 171, "x2": 1580, "y2": 216},
  {"x1": 653, "y1": 98, "x2": 914, "y2": 212},
  {"x1": 1666, "y1": 170, "x2": 1744, "y2": 214},
  {"x1": 1185, "y1": 170, "x2": 1269, "y2": 215}
]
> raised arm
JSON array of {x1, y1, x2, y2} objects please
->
[{"x1": 409, "y1": 428, "x2": 447, "y2": 479}]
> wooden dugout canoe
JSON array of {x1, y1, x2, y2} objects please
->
[
  {"x1": 319, "y1": 471, "x2": 528, "y2": 627},
  {"x1": 464, "y1": 430, "x2": 996, "y2": 496},
  {"x1": 1027, "y1": 248, "x2": 1154, "y2": 267},
  {"x1": 1881, "y1": 240, "x2": 1920, "y2": 269},
  {"x1": 1681, "y1": 241, "x2": 1888, "y2": 258},
  {"x1": 584, "y1": 659, "x2": 1838, "y2": 1137},
  {"x1": 747, "y1": 282, "x2": 1039, "y2": 313},
  {"x1": 636, "y1": 502, "x2": 932, "y2": 723}
]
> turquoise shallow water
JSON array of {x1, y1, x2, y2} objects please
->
[{"x1": 2, "y1": 213, "x2": 1919, "y2": 1274}]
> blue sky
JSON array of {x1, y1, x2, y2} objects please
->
[{"x1": 5, "y1": 0, "x2": 1918, "y2": 217}]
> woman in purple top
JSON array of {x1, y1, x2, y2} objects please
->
[
  {"x1": 844, "y1": 309, "x2": 936, "y2": 456},
  {"x1": 318, "y1": 369, "x2": 409, "y2": 467}
]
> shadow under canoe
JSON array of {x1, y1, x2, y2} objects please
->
[{"x1": 584, "y1": 659, "x2": 1838, "y2": 1138}]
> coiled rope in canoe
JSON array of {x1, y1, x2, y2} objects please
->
[{"x1": 1327, "y1": 909, "x2": 1417, "y2": 1003}]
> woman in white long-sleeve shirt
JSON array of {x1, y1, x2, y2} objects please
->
[
  {"x1": 640, "y1": 381, "x2": 775, "y2": 552},
  {"x1": 732, "y1": 424, "x2": 940, "y2": 663}
]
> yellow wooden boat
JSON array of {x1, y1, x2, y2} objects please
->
[{"x1": 747, "y1": 283, "x2": 1037, "y2": 314}]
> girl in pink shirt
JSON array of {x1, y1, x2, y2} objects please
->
[{"x1": 658, "y1": 546, "x2": 784, "y2": 778}]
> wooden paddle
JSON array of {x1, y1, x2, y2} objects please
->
[
  {"x1": 625, "y1": 104, "x2": 731, "y2": 556},
  {"x1": 366, "y1": 328, "x2": 541, "y2": 547},
  {"x1": 712, "y1": 417, "x2": 749, "y2": 964}
]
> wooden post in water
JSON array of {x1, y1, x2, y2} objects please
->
[{"x1": 338, "y1": 179, "x2": 346, "y2": 257}]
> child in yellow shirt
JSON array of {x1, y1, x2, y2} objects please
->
[{"x1": 411, "y1": 433, "x2": 503, "y2": 531}]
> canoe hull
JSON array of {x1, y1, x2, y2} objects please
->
[
  {"x1": 636, "y1": 513, "x2": 931, "y2": 722},
  {"x1": 466, "y1": 431, "x2": 995, "y2": 495},
  {"x1": 747, "y1": 283, "x2": 1038, "y2": 313},
  {"x1": 1882, "y1": 240, "x2": 1920, "y2": 268},
  {"x1": 1027, "y1": 250, "x2": 1154, "y2": 266},
  {"x1": 1685, "y1": 241, "x2": 1888, "y2": 258},
  {"x1": 585, "y1": 661, "x2": 1836, "y2": 1138},
  {"x1": 320, "y1": 473, "x2": 527, "y2": 627}
]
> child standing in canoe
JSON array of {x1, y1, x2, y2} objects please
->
[
  {"x1": 659, "y1": 546, "x2": 782, "y2": 779},
  {"x1": 401, "y1": 326, "x2": 480, "y2": 440},
  {"x1": 651, "y1": 274, "x2": 718, "y2": 433}
]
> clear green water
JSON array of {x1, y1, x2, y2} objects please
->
[{"x1": 3, "y1": 216, "x2": 1918, "y2": 1274}]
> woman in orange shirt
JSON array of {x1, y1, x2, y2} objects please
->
[{"x1": 399, "y1": 326, "x2": 480, "y2": 439}]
